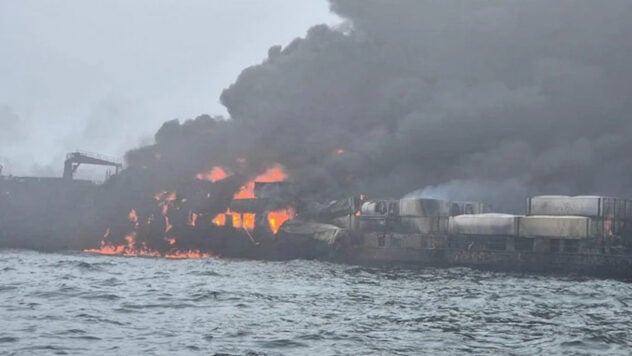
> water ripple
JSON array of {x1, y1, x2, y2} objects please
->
[{"x1": 1, "y1": 249, "x2": 632, "y2": 355}]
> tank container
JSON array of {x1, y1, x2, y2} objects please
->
[
  {"x1": 517, "y1": 215, "x2": 602, "y2": 239},
  {"x1": 448, "y1": 213, "x2": 520, "y2": 236}
]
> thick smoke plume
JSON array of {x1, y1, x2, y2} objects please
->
[{"x1": 123, "y1": 0, "x2": 632, "y2": 213}]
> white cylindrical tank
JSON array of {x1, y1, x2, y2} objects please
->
[{"x1": 449, "y1": 213, "x2": 520, "y2": 236}]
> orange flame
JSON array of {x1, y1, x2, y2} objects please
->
[
  {"x1": 212, "y1": 213, "x2": 226, "y2": 226},
  {"x1": 267, "y1": 208, "x2": 295, "y2": 234},
  {"x1": 232, "y1": 213, "x2": 242, "y2": 228},
  {"x1": 91, "y1": 164, "x2": 293, "y2": 260},
  {"x1": 196, "y1": 165, "x2": 286, "y2": 200},
  {"x1": 211, "y1": 211, "x2": 256, "y2": 231},
  {"x1": 211, "y1": 165, "x2": 290, "y2": 232},
  {"x1": 196, "y1": 166, "x2": 230, "y2": 182},
  {"x1": 84, "y1": 209, "x2": 213, "y2": 259},
  {"x1": 128, "y1": 209, "x2": 138, "y2": 224},
  {"x1": 243, "y1": 213, "x2": 256, "y2": 230},
  {"x1": 84, "y1": 234, "x2": 212, "y2": 259},
  {"x1": 234, "y1": 166, "x2": 287, "y2": 200},
  {"x1": 84, "y1": 241, "x2": 125, "y2": 256}
]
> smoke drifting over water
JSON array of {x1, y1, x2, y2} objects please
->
[{"x1": 124, "y1": 0, "x2": 632, "y2": 213}]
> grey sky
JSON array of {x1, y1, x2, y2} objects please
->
[{"x1": 0, "y1": 0, "x2": 339, "y2": 176}]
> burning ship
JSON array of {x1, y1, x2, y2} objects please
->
[
  {"x1": 2, "y1": 0, "x2": 632, "y2": 280},
  {"x1": 2, "y1": 152, "x2": 632, "y2": 278},
  {"x1": 84, "y1": 159, "x2": 632, "y2": 279}
]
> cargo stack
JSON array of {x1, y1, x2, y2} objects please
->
[
  {"x1": 398, "y1": 198, "x2": 460, "y2": 234},
  {"x1": 526, "y1": 195, "x2": 632, "y2": 220},
  {"x1": 524, "y1": 195, "x2": 632, "y2": 240},
  {"x1": 517, "y1": 215, "x2": 601, "y2": 239},
  {"x1": 448, "y1": 196, "x2": 632, "y2": 240}
]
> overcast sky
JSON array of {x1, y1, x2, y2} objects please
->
[{"x1": 0, "y1": 0, "x2": 340, "y2": 176}]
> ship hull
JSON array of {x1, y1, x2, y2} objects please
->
[{"x1": 335, "y1": 232, "x2": 632, "y2": 279}]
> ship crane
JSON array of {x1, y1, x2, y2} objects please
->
[{"x1": 63, "y1": 151, "x2": 123, "y2": 180}]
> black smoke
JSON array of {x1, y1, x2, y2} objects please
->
[
  {"x1": 111, "y1": 0, "x2": 632, "y2": 216},
  {"x1": 199, "y1": 0, "x2": 629, "y2": 212}
]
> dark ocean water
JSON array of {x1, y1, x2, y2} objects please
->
[{"x1": 1, "y1": 250, "x2": 631, "y2": 355}]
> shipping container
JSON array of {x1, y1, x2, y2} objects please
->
[
  {"x1": 527, "y1": 195, "x2": 632, "y2": 220},
  {"x1": 400, "y1": 216, "x2": 449, "y2": 234},
  {"x1": 448, "y1": 213, "x2": 520, "y2": 236},
  {"x1": 454, "y1": 201, "x2": 491, "y2": 215},
  {"x1": 517, "y1": 215, "x2": 603, "y2": 239},
  {"x1": 399, "y1": 198, "x2": 459, "y2": 217}
]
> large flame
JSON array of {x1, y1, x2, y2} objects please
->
[
  {"x1": 86, "y1": 164, "x2": 294, "y2": 258},
  {"x1": 211, "y1": 209, "x2": 256, "y2": 231},
  {"x1": 210, "y1": 165, "x2": 291, "y2": 233},
  {"x1": 84, "y1": 237, "x2": 212, "y2": 259},
  {"x1": 234, "y1": 166, "x2": 287, "y2": 200},
  {"x1": 267, "y1": 208, "x2": 295, "y2": 234},
  {"x1": 84, "y1": 209, "x2": 213, "y2": 259}
]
